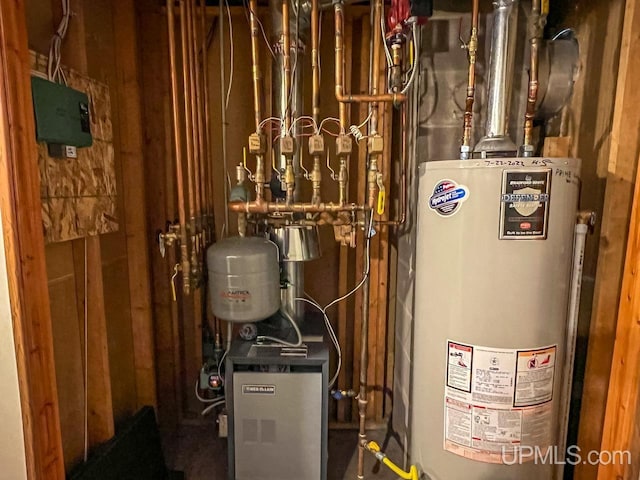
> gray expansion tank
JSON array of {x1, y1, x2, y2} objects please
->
[{"x1": 207, "y1": 236, "x2": 281, "y2": 323}]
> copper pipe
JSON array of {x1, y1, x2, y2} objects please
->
[
  {"x1": 311, "y1": 0, "x2": 320, "y2": 124},
  {"x1": 219, "y1": 0, "x2": 230, "y2": 233},
  {"x1": 167, "y1": 0, "x2": 191, "y2": 294},
  {"x1": 179, "y1": 1, "x2": 197, "y2": 217},
  {"x1": 311, "y1": 155, "x2": 322, "y2": 204},
  {"x1": 192, "y1": 0, "x2": 207, "y2": 235},
  {"x1": 282, "y1": 0, "x2": 292, "y2": 134},
  {"x1": 200, "y1": 0, "x2": 214, "y2": 239},
  {"x1": 249, "y1": 0, "x2": 263, "y2": 133},
  {"x1": 460, "y1": 0, "x2": 479, "y2": 159},
  {"x1": 522, "y1": 0, "x2": 545, "y2": 155},
  {"x1": 187, "y1": 0, "x2": 203, "y2": 224},
  {"x1": 249, "y1": 0, "x2": 266, "y2": 201},
  {"x1": 357, "y1": 211, "x2": 372, "y2": 480},
  {"x1": 334, "y1": 1, "x2": 405, "y2": 108},
  {"x1": 377, "y1": 105, "x2": 407, "y2": 226},
  {"x1": 228, "y1": 200, "x2": 366, "y2": 214}
]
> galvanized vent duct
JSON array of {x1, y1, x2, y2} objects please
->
[{"x1": 474, "y1": 0, "x2": 519, "y2": 157}]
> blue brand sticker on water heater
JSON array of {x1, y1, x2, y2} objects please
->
[{"x1": 428, "y1": 180, "x2": 469, "y2": 217}]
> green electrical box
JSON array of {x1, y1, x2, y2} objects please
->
[{"x1": 31, "y1": 76, "x2": 93, "y2": 148}]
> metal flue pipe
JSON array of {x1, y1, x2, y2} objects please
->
[{"x1": 474, "y1": 0, "x2": 519, "y2": 156}]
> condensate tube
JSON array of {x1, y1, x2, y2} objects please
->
[{"x1": 167, "y1": 0, "x2": 191, "y2": 293}]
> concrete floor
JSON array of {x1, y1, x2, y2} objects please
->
[{"x1": 164, "y1": 419, "x2": 405, "y2": 480}]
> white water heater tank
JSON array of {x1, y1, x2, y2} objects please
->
[{"x1": 411, "y1": 157, "x2": 580, "y2": 480}]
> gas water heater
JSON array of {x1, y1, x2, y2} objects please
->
[{"x1": 410, "y1": 157, "x2": 581, "y2": 480}]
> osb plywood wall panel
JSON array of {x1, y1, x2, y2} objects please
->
[{"x1": 31, "y1": 51, "x2": 118, "y2": 242}]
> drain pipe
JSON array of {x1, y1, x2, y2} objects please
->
[
  {"x1": 556, "y1": 211, "x2": 595, "y2": 480},
  {"x1": 474, "y1": 0, "x2": 519, "y2": 157}
]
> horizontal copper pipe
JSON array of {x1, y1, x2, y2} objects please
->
[
  {"x1": 334, "y1": 1, "x2": 406, "y2": 106},
  {"x1": 228, "y1": 200, "x2": 367, "y2": 214}
]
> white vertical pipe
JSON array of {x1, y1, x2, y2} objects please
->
[{"x1": 557, "y1": 222, "x2": 588, "y2": 480}]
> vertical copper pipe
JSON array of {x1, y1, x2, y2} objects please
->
[
  {"x1": 180, "y1": 0, "x2": 198, "y2": 278},
  {"x1": 187, "y1": 0, "x2": 203, "y2": 226},
  {"x1": 461, "y1": 0, "x2": 479, "y2": 159},
  {"x1": 192, "y1": 0, "x2": 207, "y2": 240},
  {"x1": 311, "y1": 0, "x2": 320, "y2": 125},
  {"x1": 376, "y1": 105, "x2": 407, "y2": 226},
  {"x1": 249, "y1": 0, "x2": 266, "y2": 201},
  {"x1": 180, "y1": 1, "x2": 196, "y2": 221},
  {"x1": 282, "y1": 0, "x2": 292, "y2": 134},
  {"x1": 167, "y1": 0, "x2": 191, "y2": 293},
  {"x1": 249, "y1": 0, "x2": 263, "y2": 132},
  {"x1": 219, "y1": 0, "x2": 230, "y2": 233},
  {"x1": 200, "y1": 0, "x2": 214, "y2": 238},
  {"x1": 334, "y1": 1, "x2": 404, "y2": 105},
  {"x1": 369, "y1": 0, "x2": 382, "y2": 135},
  {"x1": 523, "y1": 0, "x2": 544, "y2": 155},
  {"x1": 333, "y1": 2, "x2": 348, "y2": 131}
]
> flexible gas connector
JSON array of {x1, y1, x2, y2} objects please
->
[{"x1": 364, "y1": 441, "x2": 419, "y2": 480}]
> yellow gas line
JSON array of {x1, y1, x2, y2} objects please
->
[{"x1": 364, "y1": 441, "x2": 419, "y2": 480}]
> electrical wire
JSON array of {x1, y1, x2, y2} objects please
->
[
  {"x1": 243, "y1": 0, "x2": 277, "y2": 60},
  {"x1": 83, "y1": 237, "x2": 88, "y2": 463},
  {"x1": 324, "y1": 210, "x2": 373, "y2": 313},
  {"x1": 317, "y1": 117, "x2": 342, "y2": 134},
  {"x1": 48, "y1": 0, "x2": 71, "y2": 84},
  {"x1": 257, "y1": 309, "x2": 303, "y2": 347},
  {"x1": 289, "y1": 116, "x2": 318, "y2": 136},
  {"x1": 349, "y1": 111, "x2": 373, "y2": 143},
  {"x1": 201, "y1": 400, "x2": 226, "y2": 417},
  {"x1": 225, "y1": 0, "x2": 234, "y2": 110},
  {"x1": 298, "y1": 210, "x2": 375, "y2": 389},
  {"x1": 381, "y1": 15, "x2": 393, "y2": 68},
  {"x1": 401, "y1": 22, "x2": 419, "y2": 95},
  {"x1": 296, "y1": 296, "x2": 342, "y2": 388}
]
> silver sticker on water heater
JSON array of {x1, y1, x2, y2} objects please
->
[{"x1": 499, "y1": 169, "x2": 551, "y2": 240}]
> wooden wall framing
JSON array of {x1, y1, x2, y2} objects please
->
[{"x1": 0, "y1": 0, "x2": 65, "y2": 477}]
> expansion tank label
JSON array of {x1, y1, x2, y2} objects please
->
[
  {"x1": 499, "y1": 169, "x2": 551, "y2": 239},
  {"x1": 444, "y1": 341, "x2": 557, "y2": 464},
  {"x1": 428, "y1": 179, "x2": 469, "y2": 217}
]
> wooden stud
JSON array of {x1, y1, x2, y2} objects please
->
[
  {"x1": 112, "y1": 0, "x2": 158, "y2": 410},
  {"x1": 578, "y1": 0, "x2": 640, "y2": 476},
  {"x1": 0, "y1": 0, "x2": 65, "y2": 477},
  {"x1": 597, "y1": 146, "x2": 640, "y2": 480}
]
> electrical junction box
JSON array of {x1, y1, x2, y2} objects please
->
[{"x1": 31, "y1": 76, "x2": 93, "y2": 148}]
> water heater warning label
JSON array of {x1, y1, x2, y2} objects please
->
[
  {"x1": 499, "y1": 169, "x2": 551, "y2": 239},
  {"x1": 444, "y1": 341, "x2": 557, "y2": 464}
]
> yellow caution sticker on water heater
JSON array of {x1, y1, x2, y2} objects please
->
[{"x1": 444, "y1": 341, "x2": 557, "y2": 464}]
